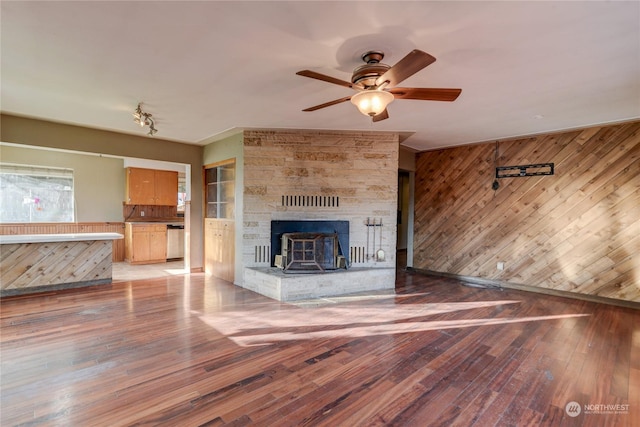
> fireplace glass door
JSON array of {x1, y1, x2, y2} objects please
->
[{"x1": 281, "y1": 232, "x2": 338, "y2": 272}]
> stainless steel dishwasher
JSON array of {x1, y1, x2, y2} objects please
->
[{"x1": 166, "y1": 224, "x2": 184, "y2": 260}]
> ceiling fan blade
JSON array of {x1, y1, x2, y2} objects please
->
[
  {"x1": 302, "y1": 96, "x2": 352, "y2": 112},
  {"x1": 296, "y1": 70, "x2": 362, "y2": 90},
  {"x1": 372, "y1": 109, "x2": 389, "y2": 122},
  {"x1": 375, "y1": 50, "x2": 436, "y2": 88},
  {"x1": 389, "y1": 87, "x2": 462, "y2": 102}
]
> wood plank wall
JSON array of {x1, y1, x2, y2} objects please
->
[
  {"x1": 413, "y1": 121, "x2": 639, "y2": 302},
  {"x1": 0, "y1": 223, "x2": 125, "y2": 262},
  {"x1": 1, "y1": 240, "x2": 113, "y2": 295}
]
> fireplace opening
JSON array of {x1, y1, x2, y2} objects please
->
[
  {"x1": 271, "y1": 220, "x2": 349, "y2": 272},
  {"x1": 278, "y1": 232, "x2": 340, "y2": 271}
]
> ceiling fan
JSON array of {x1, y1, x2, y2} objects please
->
[{"x1": 296, "y1": 49, "x2": 461, "y2": 122}]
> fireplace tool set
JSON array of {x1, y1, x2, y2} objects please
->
[{"x1": 366, "y1": 218, "x2": 385, "y2": 262}]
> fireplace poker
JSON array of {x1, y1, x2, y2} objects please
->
[
  {"x1": 366, "y1": 217, "x2": 370, "y2": 260},
  {"x1": 376, "y1": 219, "x2": 385, "y2": 261},
  {"x1": 372, "y1": 218, "x2": 376, "y2": 261}
]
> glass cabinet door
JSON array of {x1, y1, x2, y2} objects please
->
[{"x1": 204, "y1": 160, "x2": 235, "y2": 219}]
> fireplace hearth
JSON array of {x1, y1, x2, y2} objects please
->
[{"x1": 244, "y1": 219, "x2": 393, "y2": 301}]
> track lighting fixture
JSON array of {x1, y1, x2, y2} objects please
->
[{"x1": 133, "y1": 103, "x2": 157, "y2": 136}]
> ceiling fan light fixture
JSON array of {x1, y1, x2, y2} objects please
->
[{"x1": 350, "y1": 90, "x2": 394, "y2": 117}]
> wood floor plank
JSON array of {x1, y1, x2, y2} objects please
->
[{"x1": 1, "y1": 270, "x2": 637, "y2": 426}]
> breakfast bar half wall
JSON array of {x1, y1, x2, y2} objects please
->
[{"x1": 0, "y1": 232, "x2": 123, "y2": 297}]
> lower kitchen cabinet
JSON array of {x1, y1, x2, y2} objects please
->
[{"x1": 125, "y1": 223, "x2": 167, "y2": 264}]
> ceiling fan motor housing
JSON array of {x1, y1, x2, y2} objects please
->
[{"x1": 352, "y1": 51, "x2": 390, "y2": 88}]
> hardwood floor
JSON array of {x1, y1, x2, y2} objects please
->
[{"x1": 1, "y1": 270, "x2": 638, "y2": 426}]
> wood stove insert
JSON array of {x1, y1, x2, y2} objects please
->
[{"x1": 271, "y1": 220, "x2": 349, "y2": 272}]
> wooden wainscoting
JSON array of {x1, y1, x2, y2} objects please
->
[
  {"x1": 0, "y1": 223, "x2": 126, "y2": 262},
  {"x1": 413, "y1": 120, "x2": 640, "y2": 302}
]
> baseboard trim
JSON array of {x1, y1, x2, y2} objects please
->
[
  {"x1": 407, "y1": 268, "x2": 640, "y2": 310},
  {"x1": 0, "y1": 279, "x2": 112, "y2": 298}
]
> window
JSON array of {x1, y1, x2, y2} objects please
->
[{"x1": 0, "y1": 164, "x2": 74, "y2": 223}]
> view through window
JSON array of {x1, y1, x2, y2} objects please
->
[{"x1": 0, "y1": 164, "x2": 74, "y2": 223}]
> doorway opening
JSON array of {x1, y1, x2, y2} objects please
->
[{"x1": 397, "y1": 170, "x2": 414, "y2": 270}]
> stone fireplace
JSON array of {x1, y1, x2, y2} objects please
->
[{"x1": 239, "y1": 129, "x2": 399, "y2": 301}]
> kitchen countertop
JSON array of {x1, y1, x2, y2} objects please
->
[{"x1": 0, "y1": 232, "x2": 124, "y2": 244}]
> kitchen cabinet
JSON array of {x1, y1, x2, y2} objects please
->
[
  {"x1": 125, "y1": 223, "x2": 167, "y2": 264},
  {"x1": 204, "y1": 161, "x2": 235, "y2": 219},
  {"x1": 126, "y1": 167, "x2": 178, "y2": 206}
]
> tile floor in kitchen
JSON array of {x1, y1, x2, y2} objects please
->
[{"x1": 111, "y1": 260, "x2": 186, "y2": 282}]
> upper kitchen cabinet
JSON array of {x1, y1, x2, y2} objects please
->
[
  {"x1": 126, "y1": 167, "x2": 178, "y2": 206},
  {"x1": 154, "y1": 170, "x2": 179, "y2": 205}
]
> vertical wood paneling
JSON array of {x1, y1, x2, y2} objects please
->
[
  {"x1": 0, "y1": 223, "x2": 125, "y2": 262},
  {"x1": 122, "y1": 204, "x2": 177, "y2": 220},
  {"x1": 413, "y1": 121, "x2": 640, "y2": 302}
]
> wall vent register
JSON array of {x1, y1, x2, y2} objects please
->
[{"x1": 281, "y1": 195, "x2": 339, "y2": 208}]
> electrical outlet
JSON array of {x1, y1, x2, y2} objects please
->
[
  {"x1": 141, "y1": 211, "x2": 145, "y2": 217},
  {"x1": 497, "y1": 262, "x2": 505, "y2": 271}
]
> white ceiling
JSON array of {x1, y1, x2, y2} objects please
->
[{"x1": 2, "y1": 1, "x2": 639, "y2": 151}]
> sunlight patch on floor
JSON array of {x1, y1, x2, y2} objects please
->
[
  {"x1": 112, "y1": 261, "x2": 186, "y2": 282},
  {"x1": 290, "y1": 290, "x2": 404, "y2": 307},
  {"x1": 220, "y1": 313, "x2": 591, "y2": 346},
  {"x1": 199, "y1": 300, "x2": 522, "y2": 332},
  {"x1": 191, "y1": 299, "x2": 590, "y2": 347}
]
